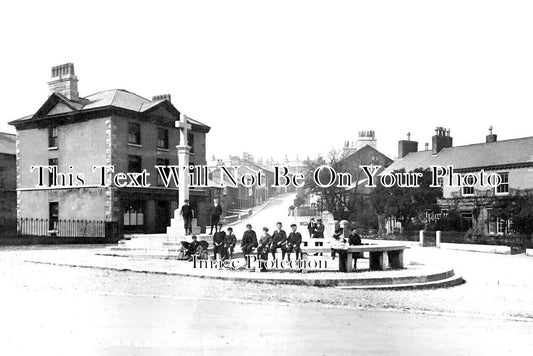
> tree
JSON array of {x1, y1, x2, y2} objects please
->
[
  {"x1": 303, "y1": 150, "x2": 367, "y2": 220},
  {"x1": 303, "y1": 151, "x2": 349, "y2": 220},
  {"x1": 293, "y1": 195, "x2": 305, "y2": 208},
  {"x1": 369, "y1": 168, "x2": 443, "y2": 234}
]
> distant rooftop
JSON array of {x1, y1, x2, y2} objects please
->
[{"x1": 0, "y1": 132, "x2": 16, "y2": 155}]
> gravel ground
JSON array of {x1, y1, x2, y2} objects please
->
[{"x1": 1, "y1": 246, "x2": 532, "y2": 322}]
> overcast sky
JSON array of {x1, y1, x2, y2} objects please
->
[{"x1": 1, "y1": 0, "x2": 532, "y2": 162}]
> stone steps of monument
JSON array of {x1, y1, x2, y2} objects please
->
[
  {"x1": 166, "y1": 215, "x2": 202, "y2": 235},
  {"x1": 103, "y1": 245, "x2": 245, "y2": 259},
  {"x1": 116, "y1": 240, "x2": 180, "y2": 248},
  {"x1": 166, "y1": 226, "x2": 202, "y2": 235},
  {"x1": 128, "y1": 233, "x2": 214, "y2": 243},
  {"x1": 336, "y1": 270, "x2": 464, "y2": 290}
]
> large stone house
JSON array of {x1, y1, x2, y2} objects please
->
[{"x1": 10, "y1": 63, "x2": 211, "y2": 236}]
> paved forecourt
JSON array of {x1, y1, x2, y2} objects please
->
[
  {"x1": 98, "y1": 195, "x2": 462, "y2": 289},
  {"x1": 22, "y1": 245, "x2": 462, "y2": 289}
]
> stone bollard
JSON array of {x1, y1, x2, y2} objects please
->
[
  {"x1": 419, "y1": 230, "x2": 424, "y2": 247},
  {"x1": 436, "y1": 230, "x2": 441, "y2": 248}
]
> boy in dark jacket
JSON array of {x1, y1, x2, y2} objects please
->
[
  {"x1": 270, "y1": 222, "x2": 287, "y2": 260},
  {"x1": 257, "y1": 227, "x2": 272, "y2": 271},
  {"x1": 241, "y1": 224, "x2": 258, "y2": 261},
  {"x1": 212, "y1": 223, "x2": 226, "y2": 261},
  {"x1": 223, "y1": 227, "x2": 237, "y2": 260},
  {"x1": 287, "y1": 224, "x2": 303, "y2": 261}
]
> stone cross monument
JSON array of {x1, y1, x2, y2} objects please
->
[
  {"x1": 166, "y1": 113, "x2": 192, "y2": 236},
  {"x1": 176, "y1": 113, "x2": 192, "y2": 208}
]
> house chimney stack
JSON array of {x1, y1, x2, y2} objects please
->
[
  {"x1": 152, "y1": 94, "x2": 172, "y2": 102},
  {"x1": 432, "y1": 126, "x2": 453, "y2": 154},
  {"x1": 48, "y1": 63, "x2": 79, "y2": 101},
  {"x1": 486, "y1": 125, "x2": 497, "y2": 143},
  {"x1": 356, "y1": 130, "x2": 377, "y2": 150},
  {"x1": 398, "y1": 132, "x2": 418, "y2": 158}
]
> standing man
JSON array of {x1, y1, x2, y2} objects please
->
[
  {"x1": 209, "y1": 198, "x2": 223, "y2": 235},
  {"x1": 212, "y1": 223, "x2": 226, "y2": 261},
  {"x1": 223, "y1": 227, "x2": 237, "y2": 260},
  {"x1": 348, "y1": 227, "x2": 363, "y2": 270},
  {"x1": 286, "y1": 224, "x2": 303, "y2": 261},
  {"x1": 241, "y1": 224, "x2": 258, "y2": 263},
  {"x1": 270, "y1": 222, "x2": 287, "y2": 260},
  {"x1": 181, "y1": 199, "x2": 193, "y2": 235}
]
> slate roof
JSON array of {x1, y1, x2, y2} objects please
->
[
  {"x1": 343, "y1": 144, "x2": 393, "y2": 164},
  {"x1": 10, "y1": 89, "x2": 209, "y2": 129},
  {"x1": 0, "y1": 132, "x2": 16, "y2": 155},
  {"x1": 382, "y1": 136, "x2": 533, "y2": 174}
]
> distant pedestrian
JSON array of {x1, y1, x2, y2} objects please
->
[
  {"x1": 288, "y1": 205, "x2": 295, "y2": 216},
  {"x1": 307, "y1": 218, "x2": 316, "y2": 238}
]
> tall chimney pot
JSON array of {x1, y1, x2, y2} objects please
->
[
  {"x1": 432, "y1": 126, "x2": 453, "y2": 154},
  {"x1": 152, "y1": 94, "x2": 171, "y2": 103},
  {"x1": 48, "y1": 63, "x2": 79, "y2": 101}
]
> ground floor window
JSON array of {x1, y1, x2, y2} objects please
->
[
  {"x1": 123, "y1": 200, "x2": 145, "y2": 232},
  {"x1": 488, "y1": 210, "x2": 513, "y2": 235}
]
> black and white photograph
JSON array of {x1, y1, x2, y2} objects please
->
[{"x1": 1, "y1": 1, "x2": 533, "y2": 355}]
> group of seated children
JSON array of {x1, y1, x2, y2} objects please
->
[
  {"x1": 179, "y1": 224, "x2": 237, "y2": 261},
  {"x1": 179, "y1": 222, "x2": 304, "y2": 264},
  {"x1": 241, "y1": 222, "x2": 303, "y2": 263},
  {"x1": 179, "y1": 222, "x2": 364, "y2": 272}
]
